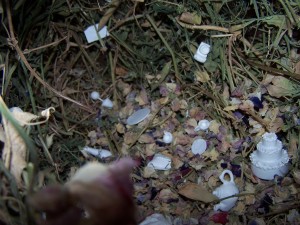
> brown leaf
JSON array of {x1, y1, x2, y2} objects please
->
[{"x1": 178, "y1": 183, "x2": 217, "y2": 203}]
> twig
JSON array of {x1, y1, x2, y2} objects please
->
[
  {"x1": 23, "y1": 37, "x2": 67, "y2": 54},
  {"x1": 98, "y1": 0, "x2": 121, "y2": 31},
  {"x1": 176, "y1": 18, "x2": 230, "y2": 33}
]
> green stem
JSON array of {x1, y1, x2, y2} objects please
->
[{"x1": 146, "y1": 14, "x2": 182, "y2": 83}]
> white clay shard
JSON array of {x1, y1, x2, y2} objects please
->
[
  {"x1": 194, "y1": 119, "x2": 210, "y2": 131},
  {"x1": 101, "y1": 98, "x2": 114, "y2": 109},
  {"x1": 90, "y1": 91, "x2": 100, "y2": 100},
  {"x1": 84, "y1": 24, "x2": 109, "y2": 43},
  {"x1": 163, "y1": 131, "x2": 173, "y2": 144},
  {"x1": 82, "y1": 146, "x2": 112, "y2": 159},
  {"x1": 147, "y1": 154, "x2": 171, "y2": 171},
  {"x1": 126, "y1": 108, "x2": 150, "y2": 125},
  {"x1": 191, "y1": 138, "x2": 207, "y2": 155}
]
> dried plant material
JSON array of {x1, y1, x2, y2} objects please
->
[
  {"x1": 158, "y1": 189, "x2": 178, "y2": 203},
  {"x1": 1, "y1": 106, "x2": 54, "y2": 186},
  {"x1": 124, "y1": 131, "x2": 138, "y2": 145},
  {"x1": 266, "y1": 76, "x2": 300, "y2": 98},
  {"x1": 224, "y1": 105, "x2": 239, "y2": 111},
  {"x1": 267, "y1": 117, "x2": 284, "y2": 132},
  {"x1": 115, "y1": 66, "x2": 128, "y2": 76},
  {"x1": 209, "y1": 120, "x2": 221, "y2": 134},
  {"x1": 179, "y1": 12, "x2": 201, "y2": 25},
  {"x1": 117, "y1": 80, "x2": 132, "y2": 97},
  {"x1": 202, "y1": 148, "x2": 219, "y2": 161},
  {"x1": 292, "y1": 170, "x2": 300, "y2": 185},
  {"x1": 195, "y1": 70, "x2": 210, "y2": 83},
  {"x1": 116, "y1": 123, "x2": 126, "y2": 134},
  {"x1": 1, "y1": 116, "x2": 27, "y2": 186},
  {"x1": 135, "y1": 89, "x2": 149, "y2": 106},
  {"x1": 143, "y1": 166, "x2": 158, "y2": 178},
  {"x1": 178, "y1": 183, "x2": 217, "y2": 203},
  {"x1": 138, "y1": 133, "x2": 155, "y2": 144}
]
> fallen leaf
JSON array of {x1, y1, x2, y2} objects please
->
[
  {"x1": 179, "y1": 12, "x2": 202, "y2": 25},
  {"x1": 1, "y1": 105, "x2": 55, "y2": 187},
  {"x1": 178, "y1": 183, "x2": 217, "y2": 203},
  {"x1": 194, "y1": 70, "x2": 210, "y2": 83},
  {"x1": 135, "y1": 88, "x2": 149, "y2": 106},
  {"x1": 202, "y1": 148, "x2": 219, "y2": 161},
  {"x1": 267, "y1": 76, "x2": 300, "y2": 98}
]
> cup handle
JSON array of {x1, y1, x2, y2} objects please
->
[{"x1": 219, "y1": 169, "x2": 234, "y2": 183}]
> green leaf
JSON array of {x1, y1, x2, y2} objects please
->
[{"x1": 262, "y1": 15, "x2": 286, "y2": 28}]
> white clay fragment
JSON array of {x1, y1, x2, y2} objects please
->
[
  {"x1": 163, "y1": 131, "x2": 173, "y2": 144},
  {"x1": 139, "y1": 213, "x2": 172, "y2": 225},
  {"x1": 90, "y1": 91, "x2": 100, "y2": 100},
  {"x1": 126, "y1": 108, "x2": 150, "y2": 125},
  {"x1": 82, "y1": 146, "x2": 112, "y2": 159},
  {"x1": 194, "y1": 119, "x2": 210, "y2": 131},
  {"x1": 101, "y1": 98, "x2": 114, "y2": 108},
  {"x1": 147, "y1": 154, "x2": 171, "y2": 171},
  {"x1": 191, "y1": 138, "x2": 207, "y2": 155},
  {"x1": 90, "y1": 91, "x2": 113, "y2": 109},
  {"x1": 84, "y1": 24, "x2": 109, "y2": 43}
]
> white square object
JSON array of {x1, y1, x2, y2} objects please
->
[{"x1": 84, "y1": 24, "x2": 109, "y2": 43}]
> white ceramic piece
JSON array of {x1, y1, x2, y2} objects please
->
[
  {"x1": 101, "y1": 98, "x2": 114, "y2": 109},
  {"x1": 194, "y1": 42, "x2": 211, "y2": 63},
  {"x1": 250, "y1": 132, "x2": 289, "y2": 180},
  {"x1": 147, "y1": 154, "x2": 171, "y2": 171},
  {"x1": 126, "y1": 108, "x2": 150, "y2": 125},
  {"x1": 139, "y1": 213, "x2": 172, "y2": 225},
  {"x1": 84, "y1": 24, "x2": 109, "y2": 43},
  {"x1": 82, "y1": 146, "x2": 112, "y2": 159},
  {"x1": 90, "y1": 91, "x2": 100, "y2": 100},
  {"x1": 213, "y1": 170, "x2": 239, "y2": 211},
  {"x1": 191, "y1": 138, "x2": 207, "y2": 155},
  {"x1": 194, "y1": 119, "x2": 210, "y2": 131},
  {"x1": 163, "y1": 131, "x2": 173, "y2": 144},
  {"x1": 90, "y1": 91, "x2": 113, "y2": 109}
]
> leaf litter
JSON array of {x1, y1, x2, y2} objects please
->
[{"x1": 1, "y1": 0, "x2": 300, "y2": 224}]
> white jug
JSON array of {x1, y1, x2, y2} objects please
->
[{"x1": 213, "y1": 170, "x2": 239, "y2": 211}]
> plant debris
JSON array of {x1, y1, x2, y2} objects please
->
[{"x1": 1, "y1": 0, "x2": 300, "y2": 224}]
